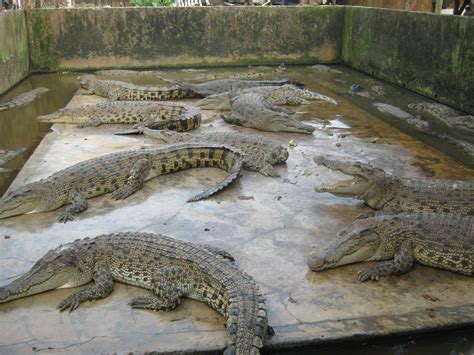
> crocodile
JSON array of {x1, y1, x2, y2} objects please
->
[
  {"x1": 408, "y1": 102, "x2": 474, "y2": 135},
  {"x1": 307, "y1": 213, "x2": 474, "y2": 280},
  {"x1": 313, "y1": 156, "x2": 474, "y2": 215},
  {"x1": 195, "y1": 84, "x2": 338, "y2": 110},
  {"x1": 0, "y1": 88, "x2": 49, "y2": 112},
  {"x1": 140, "y1": 128, "x2": 289, "y2": 177},
  {"x1": 0, "y1": 232, "x2": 272, "y2": 354},
  {"x1": 37, "y1": 101, "x2": 201, "y2": 131},
  {"x1": 79, "y1": 77, "x2": 199, "y2": 101},
  {"x1": 0, "y1": 143, "x2": 242, "y2": 222},
  {"x1": 95, "y1": 69, "x2": 163, "y2": 76},
  {"x1": 0, "y1": 147, "x2": 27, "y2": 173},
  {"x1": 221, "y1": 92, "x2": 315, "y2": 134},
  {"x1": 158, "y1": 76, "x2": 297, "y2": 97}
]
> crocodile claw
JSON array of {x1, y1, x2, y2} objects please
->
[
  {"x1": 358, "y1": 269, "x2": 380, "y2": 282},
  {"x1": 57, "y1": 212, "x2": 74, "y2": 223},
  {"x1": 57, "y1": 294, "x2": 83, "y2": 312}
]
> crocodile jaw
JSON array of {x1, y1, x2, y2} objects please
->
[
  {"x1": 0, "y1": 248, "x2": 84, "y2": 303},
  {"x1": 315, "y1": 177, "x2": 373, "y2": 197},
  {"x1": 0, "y1": 186, "x2": 43, "y2": 219},
  {"x1": 307, "y1": 226, "x2": 380, "y2": 271},
  {"x1": 266, "y1": 117, "x2": 315, "y2": 134}
]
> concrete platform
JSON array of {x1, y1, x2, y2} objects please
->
[{"x1": 1, "y1": 73, "x2": 473, "y2": 354}]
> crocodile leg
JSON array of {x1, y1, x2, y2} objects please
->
[
  {"x1": 358, "y1": 241, "x2": 414, "y2": 281},
  {"x1": 58, "y1": 190, "x2": 88, "y2": 223},
  {"x1": 129, "y1": 265, "x2": 185, "y2": 311},
  {"x1": 57, "y1": 265, "x2": 113, "y2": 312},
  {"x1": 111, "y1": 158, "x2": 152, "y2": 200}
]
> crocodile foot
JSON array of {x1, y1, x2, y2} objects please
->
[
  {"x1": 57, "y1": 293, "x2": 84, "y2": 312},
  {"x1": 358, "y1": 268, "x2": 380, "y2": 282},
  {"x1": 57, "y1": 211, "x2": 75, "y2": 223}
]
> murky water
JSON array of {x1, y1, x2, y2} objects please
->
[
  {"x1": 0, "y1": 65, "x2": 472, "y2": 353},
  {"x1": 0, "y1": 73, "x2": 79, "y2": 195}
]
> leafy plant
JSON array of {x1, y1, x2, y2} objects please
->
[{"x1": 131, "y1": 0, "x2": 172, "y2": 6}]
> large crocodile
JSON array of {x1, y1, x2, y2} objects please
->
[
  {"x1": 0, "y1": 232, "x2": 272, "y2": 354},
  {"x1": 79, "y1": 77, "x2": 199, "y2": 100},
  {"x1": 140, "y1": 128, "x2": 289, "y2": 177},
  {"x1": 159, "y1": 76, "x2": 297, "y2": 97},
  {"x1": 313, "y1": 156, "x2": 473, "y2": 215},
  {"x1": 95, "y1": 69, "x2": 163, "y2": 76},
  {"x1": 221, "y1": 92, "x2": 315, "y2": 134},
  {"x1": 0, "y1": 88, "x2": 49, "y2": 112},
  {"x1": 307, "y1": 213, "x2": 473, "y2": 280},
  {"x1": 0, "y1": 143, "x2": 242, "y2": 222},
  {"x1": 195, "y1": 84, "x2": 338, "y2": 110},
  {"x1": 37, "y1": 101, "x2": 201, "y2": 131}
]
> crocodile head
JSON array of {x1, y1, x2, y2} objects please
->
[
  {"x1": 307, "y1": 218, "x2": 382, "y2": 271},
  {"x1": 79, "y1": 76, "x2": 94, "y2": 90},
  {"x1": 264, "y1": 115, "x2": 315, "y2": 134},
  {"x1": 36, "y1": 108, "x2": 76, "y2": 123},
  {"x1": 313, "y1": 157, "x2": 394, "y2": 208},
  {"x1": 0, "y1": 184, "x2": 44, "y2": 219},
  {"x1": 0, "y1": 244, "x2": 86, "y2": 304}
]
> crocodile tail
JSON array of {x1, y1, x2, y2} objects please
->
[
  {"x1": 224, "y1": 273, "x2": 270, "y2": 355},
  {"x1": 187, "y1": 146, "x2": 243, "y2": 202}
]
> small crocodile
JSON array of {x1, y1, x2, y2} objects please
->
[
  {"x1": 0, "y1": 232, "x2": 272, "y2": 354},
  {"x1": 313, "y1": 156, "x2": 474, "y2": 215},
  {"x1": 0, "y1": 147, "x2": 27, "y2": 173},
  {"x1": 408, "y1": 102, "x2": 474, "y2": 135},
  {"x1": 0, "y1": 88, "x2": 49, "y2": 112},
  {"x1": 95, "y1": 69, "x2": 163, "y2": 76},
  {"x1": 0, "y1": 143, "x2": 242, "y2": 222},
  {"x1": 195, "y1": 84, "x2": 338, "y2": 110},
  {"x1": 159, "y1": 76, "x2": 297, "y2": 97},
  {"x1": 79, "y1": 77, "x2": 199, "y2": 101},
  {"x1": 37, "y1": 101, "x2": 201, "y2": 131},
  {"x1": 140, "y1": 128, "x2": 289, "y2": 177},
  {"x1": 221, "y1": 92, "x2": 315, "y2": 134},
  {"x1": 307, "y1": 213, "x2": 474, "y2": 280}
]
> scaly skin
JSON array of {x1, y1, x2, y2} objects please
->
[
  {"x1": 0, "y1": 143, "x2": 242, "y2": 222},
  {"x1": 95, "y1": 69, "x2": 163, "y2": 76},
  {"x1": 0, "y1": 232, "x2": 272, "y2": 354},
  {"x1": 159, "y1": 77, "x2": 296, "y2": 97},
  {"x1": 307, "y1": 213, "x2": 474, "y2": 280},
  {"x1": 79, "y1": 77, "x2": 199, "y2": 100},
  {"x1": 221, "y1": 92, "x2": 315, "y2": 134},
  {"x1": 0, "y1": 88, "x2": 49, "y2": 111},
  {"x1": 141, "y1": 128, "x2": 289, "y2": 177},
  {"x1": 195, "y1": 84, "x2": 338, "y2": 110},
  {"x1": 313, "y1": 156, "x2": 474, "y2": 215},
  {"x1": 37, "y1": 101, "x2": 201, "y2": 131}
]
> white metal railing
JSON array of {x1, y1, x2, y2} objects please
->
[{"x1": 175, "y1": 0, "x2": 210, "y2": 6}]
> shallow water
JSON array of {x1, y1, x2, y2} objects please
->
[
  {"x1": 0, "y1": 73, "x2": 79, "y2": 195},
  {"x1": 0, "y1": 65, "x2": 472, "y2": 352}
]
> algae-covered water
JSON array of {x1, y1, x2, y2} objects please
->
[{"x1": 0, "y1": 65, "x2": 472, "y2": 353}]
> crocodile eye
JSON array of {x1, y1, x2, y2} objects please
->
[{"x1": 358, "y1": 228, "x2": 371, "y2": 235}]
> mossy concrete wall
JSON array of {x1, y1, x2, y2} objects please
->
[
  {"x1": 24, "y1": 7, "x2": 344, "y2": 71},
  {"x1": 0, "y1": 11, "x2": 29, "y2": 95},
  {"x1": 342, "y1": 7, "x2": 474, "y2": 115}
]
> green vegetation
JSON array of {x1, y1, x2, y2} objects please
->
[{"x1": 130, "y1": 0, "x2": 173, "y2": 7}]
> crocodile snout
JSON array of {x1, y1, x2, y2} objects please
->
[{"x1": 307, "y1": 251, "x2": 325, "y2": 271}]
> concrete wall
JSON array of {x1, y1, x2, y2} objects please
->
[
  {"x1": 25, "y1": 7, "x2": 344, "y2": 71},
  {"x1": 0, "y1": 11, "x2": 29, "y2": 95},
  {"x1": 342, "y1": 7, "x2": 474, "y2": 114}
]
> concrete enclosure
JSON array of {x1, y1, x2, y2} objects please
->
[
  {"x1": 0, "y1": 6, "x2": 473, "y2": 111},
  {"x1": 0, "y1": 11, "x2": 29, "y2": 95}
]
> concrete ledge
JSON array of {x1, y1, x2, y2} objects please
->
[
  {"x1": 0, "y1": 11, "x2": 29, "y2": 95},
  {"x1": 25, "y1": 7, "x2": 344, "y2": 71}
]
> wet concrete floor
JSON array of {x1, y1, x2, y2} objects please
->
[{"x1": 0, "y1": 66, "x2": 473, "y2": 353}]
